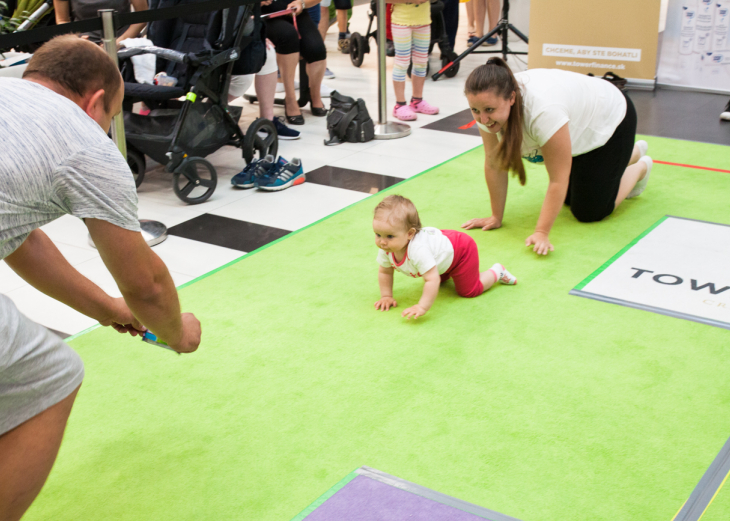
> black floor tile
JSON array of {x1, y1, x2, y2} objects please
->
[
  {"x1": 630, "y1": 88, "x2": 730, "y2": 146},
  {"x1": 421, "y1": 109, "x2": 480, "y2": 136},
  {"x1": 306, "y1": 166, "x2": 403, "y2": 194},
  {"x1": 168, "y1": 214, "x2": 291, "y2": 252}
]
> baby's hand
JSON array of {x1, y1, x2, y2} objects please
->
[
  {"x1": 375, "y1": 296, "x2": 397, "y2": 311},
  {"x1": 401, "y1": 305, "x2": 427, "y2": 320}
]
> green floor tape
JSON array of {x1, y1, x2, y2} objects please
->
[{"x1": 25, "y1": 136, "x2": 730, "y2": 521}]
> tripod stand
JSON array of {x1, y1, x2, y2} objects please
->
[{"x1": 432, "y1": 0, "x2": 528, "y2": 80}]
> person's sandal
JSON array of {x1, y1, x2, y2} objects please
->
[{"x1": 285, "y1": 112, "x2": 304, "y2": 125}]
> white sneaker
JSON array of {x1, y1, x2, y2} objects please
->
[
  {"x1": 721, "y1": 100, "x2": 730, "y2": 121},
  {"x1": 490, "y1": 263, "x2": 517, "y2": 285},
  {"x1": 320, "y1": 83, "x2": 334, "y2": 98},
  {"x1": 635, "y1": 139, "x2": 648, "y2": 158},
  {"x1": 275, "y1": 81, "x2": 300, "y2": 93},
  {"x1": 627, "y1": 156, "x2": 652, "y2": 199}
]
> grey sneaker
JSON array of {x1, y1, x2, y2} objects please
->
[{"x1": 324, "y1": 68, "x2": 335, "y2": 80}]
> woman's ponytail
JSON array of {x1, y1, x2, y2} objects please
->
[{"x1": 464, "y1": 57, "x2": 526, "y2": 185}]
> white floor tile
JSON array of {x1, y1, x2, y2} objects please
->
[
  {"x1": 210, "y1": 182, "x2": 369, "y2": 231},
  {"x1": 151, "y1": 236, "x2": 244, "y2": 278},
  {"x1": 329, "y1": 150, "x2": 433, "y2": 179}
]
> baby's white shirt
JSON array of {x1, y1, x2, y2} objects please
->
[{"x1": 377, "y1": 227, "x2": 455, "y2": 278}]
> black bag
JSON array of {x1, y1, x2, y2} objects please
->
[
  {"x1": 588, "y1": 71, "x2": 627, "y2": 91},
  {"x1": 324, "y1": 91, "x2": 375, "y2": 146}
]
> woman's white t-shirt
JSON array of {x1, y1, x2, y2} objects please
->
[
  {"x1": 513, "y1": 68, "x2": 627, "y2": 164},
  {"x1": 376, "y1": 227, "x2": 454, "y2": 278}
]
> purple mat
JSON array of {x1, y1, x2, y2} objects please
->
[{"x1": 304, "y1": 475, "x2": 489, "y2": 521}]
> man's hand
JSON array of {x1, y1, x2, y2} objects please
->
[
  {"x1": 462, "y1": 216, "x2": 502, "y2": 231},
  {"x1": 98, "y1": 297, "x2": 147, "y2": 336},
  {"x1": 402, "y1": 305, "x2": 427, "y2": 320},
  {"x1": 375, "y1": 296, "x2": 397, "y2": 311},
  {"x1": 525, "y1": 232, "x2": 554, "y2": 256},
  {"x1": 167, "y1": 313, "x2": 201, "y2": 353}
]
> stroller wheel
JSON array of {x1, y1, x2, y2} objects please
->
[
  {"x1": 127, "y1": 147, "x2": 146, "y2": 189},
  {"x1": 442, "y1": 53, "x2": 460, "y2": 78},
  {"x1": 350, "y1": 32, "x2": 366, "y2": 68},
  {"x1": 172, "y1": 157, "x2": 217, "y2": 205},
  {"x1": 242, "y1": 117, "x2": 278, "y2": 165}
]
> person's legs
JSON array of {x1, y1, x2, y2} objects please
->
[
  {"x1": 474, "y1": 0, "x2": 486, "y2": 37},
  {"x1": 391, "y1": 24, "x2": 412, "y2": 104},
  {"x1": 307, "y1": 61, "x2": 326, "y2": 109},
  {"x1": 466, "y1": 0, "x2": 476, "y2": 37},
  {"x1": 568, "y1": 93, "x2": 639, "y2": 222},
  {"x1": 277, "y1": 52, "x2": 302, "y2": 117},
  {"x1": 486, "y1": 0, "x2": 499, "y2": 35},
  {"x1": 334, "y1": 0, "x2": 352, "y2": 52},
  {"x1": 615, "y1": 160, "x2": 648, "y2": 206},
  {"x1": 255, "y1": 47, "x2": 279, "y2": 122},
  {"x1": 228, "y1": 74, "x2": 254, "y2": 103},
  {"x1": 0, "y1": 386, "x2": 80, "y2": 521},
  {"x1": 296, "y1": 11, "x2": 328, "y2": 111},
  {"x1": 442, "y1": 0, "x2": 459, "y2": 51},
  {"x1": 319, "y1": 5, "x2": 329, "y2": 40},
  {"x1": 410, "y1": 24, "x2": 430, "y2": 99},
  {"x1": 440, "y1": 231, "x2": 485, "y2": 298}
]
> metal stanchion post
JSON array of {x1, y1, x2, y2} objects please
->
[
  {"x1": 100, "y1": 10, "x2": 128, "y2": 160},
  {"x1": 373, "y1": 0, "x2": 410, "y2": 140},
  {"x1": 92, "y1": 9, "x2": 168, "y2": 248}
]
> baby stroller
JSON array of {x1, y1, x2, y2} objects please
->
[
  {"x1": 348, "y1": 0, "x2": 459, "y2": 79},
  {"x1": 118, "y1": 0, "x2": 278, "y2": 204}
]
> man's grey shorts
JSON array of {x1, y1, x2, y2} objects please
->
[{"x1": 0, "y1": 294, "x2": 84, "y2": 436}]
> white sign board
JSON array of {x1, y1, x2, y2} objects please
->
[
  {"x1": 571, "y1": 216, "x2": 730, "y2": 330},
  {"x1": 657, "y1": 0, "x2": 730, "y2": 94}
]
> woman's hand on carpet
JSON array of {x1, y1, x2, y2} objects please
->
[
  {"x1": 402, "y1": 305, "x2": 427, "y2": 320},
  {"x1": 525, "y1": 232, "x2": 554, "y2": 256},
  {"x1": 461, "y1": 216, "x2": 501, "y2": 231},
  {"x1": 375, "y1": 296, "x2": 397, "y2": 311}
]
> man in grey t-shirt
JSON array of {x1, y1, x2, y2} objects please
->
[{"x1": 0, "y1": 36, "x2": 201, "y2": 520}]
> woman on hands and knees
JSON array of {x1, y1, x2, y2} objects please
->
[{"x1": 462, "y1": 58, "x2": 652, "y2": 256}]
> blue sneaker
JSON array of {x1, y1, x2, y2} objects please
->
[
  {"x1": 231, "y1": 154, "x2": 276, "y2": 189},
  {"x1": 272, "y1": 116, "x2": 301, "y2": 140},
  {"x1": 483, "y1": 35, "x2": 498, "y2": 46},
  {"x1": 467, "y1": 35, "x2": 479, "y2": 46},
  {"x1": 257, "y1": 157, "x2": 305, "y2": 191}
]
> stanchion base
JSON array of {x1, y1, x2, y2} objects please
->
[
  {"x1": 88, "y1": 219, "x2": 168, "y2": 249},
  {"x1": 374, "y1": 121, "x2": 411, "y2": 140}
]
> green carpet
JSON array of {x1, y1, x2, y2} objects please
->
[{"x1": 25, "y1": 135, "x2": 730, "y2": 521}]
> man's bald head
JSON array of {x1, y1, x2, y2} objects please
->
[{"x1": 23, "y1": 35, "x2": 123, "y2": 112}]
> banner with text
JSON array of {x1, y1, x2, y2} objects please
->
[
  {"x1": 657, "y1": 0, "x2": 730, "y2": 94},
  {"x1": 528, "y1": 0, "x2": 661, "y2": 82}
]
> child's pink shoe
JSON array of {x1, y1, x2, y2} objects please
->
[
  {"x1": 410, "y1": 99, "x2": 439, "y2": 115},
  {"x1": 393, "y1": 103, "x2": 417, "y2": 121}
]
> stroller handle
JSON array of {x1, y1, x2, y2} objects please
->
[{"x1": 118, "y1": 46, "x2": 188, "y2": 64}]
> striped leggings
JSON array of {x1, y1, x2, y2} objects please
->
[{"x1": 392, "y1": 24, "x2": 430, "y2": 82}]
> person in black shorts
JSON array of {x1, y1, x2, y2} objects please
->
[
  {"x1": 262, "y1": 0, "x2": 327, "y2": 124},
  {"x1": 461, "y1": 58, "x2": 653, "y2": 256}
]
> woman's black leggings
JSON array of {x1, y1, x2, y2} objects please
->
[
  {"x1": 264, "y1": 10, "x2": 326, "y2": 63},
  {"x1": 565, "y1": 91, "x2": 638, "y2": 223}
]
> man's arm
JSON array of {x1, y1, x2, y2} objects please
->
[
  {"x1": 85, "y1": 218, "x2": 200, "y2": 352},
  {"x1": 4, "y1": 229, "x2": 143, "y2": 334}
]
